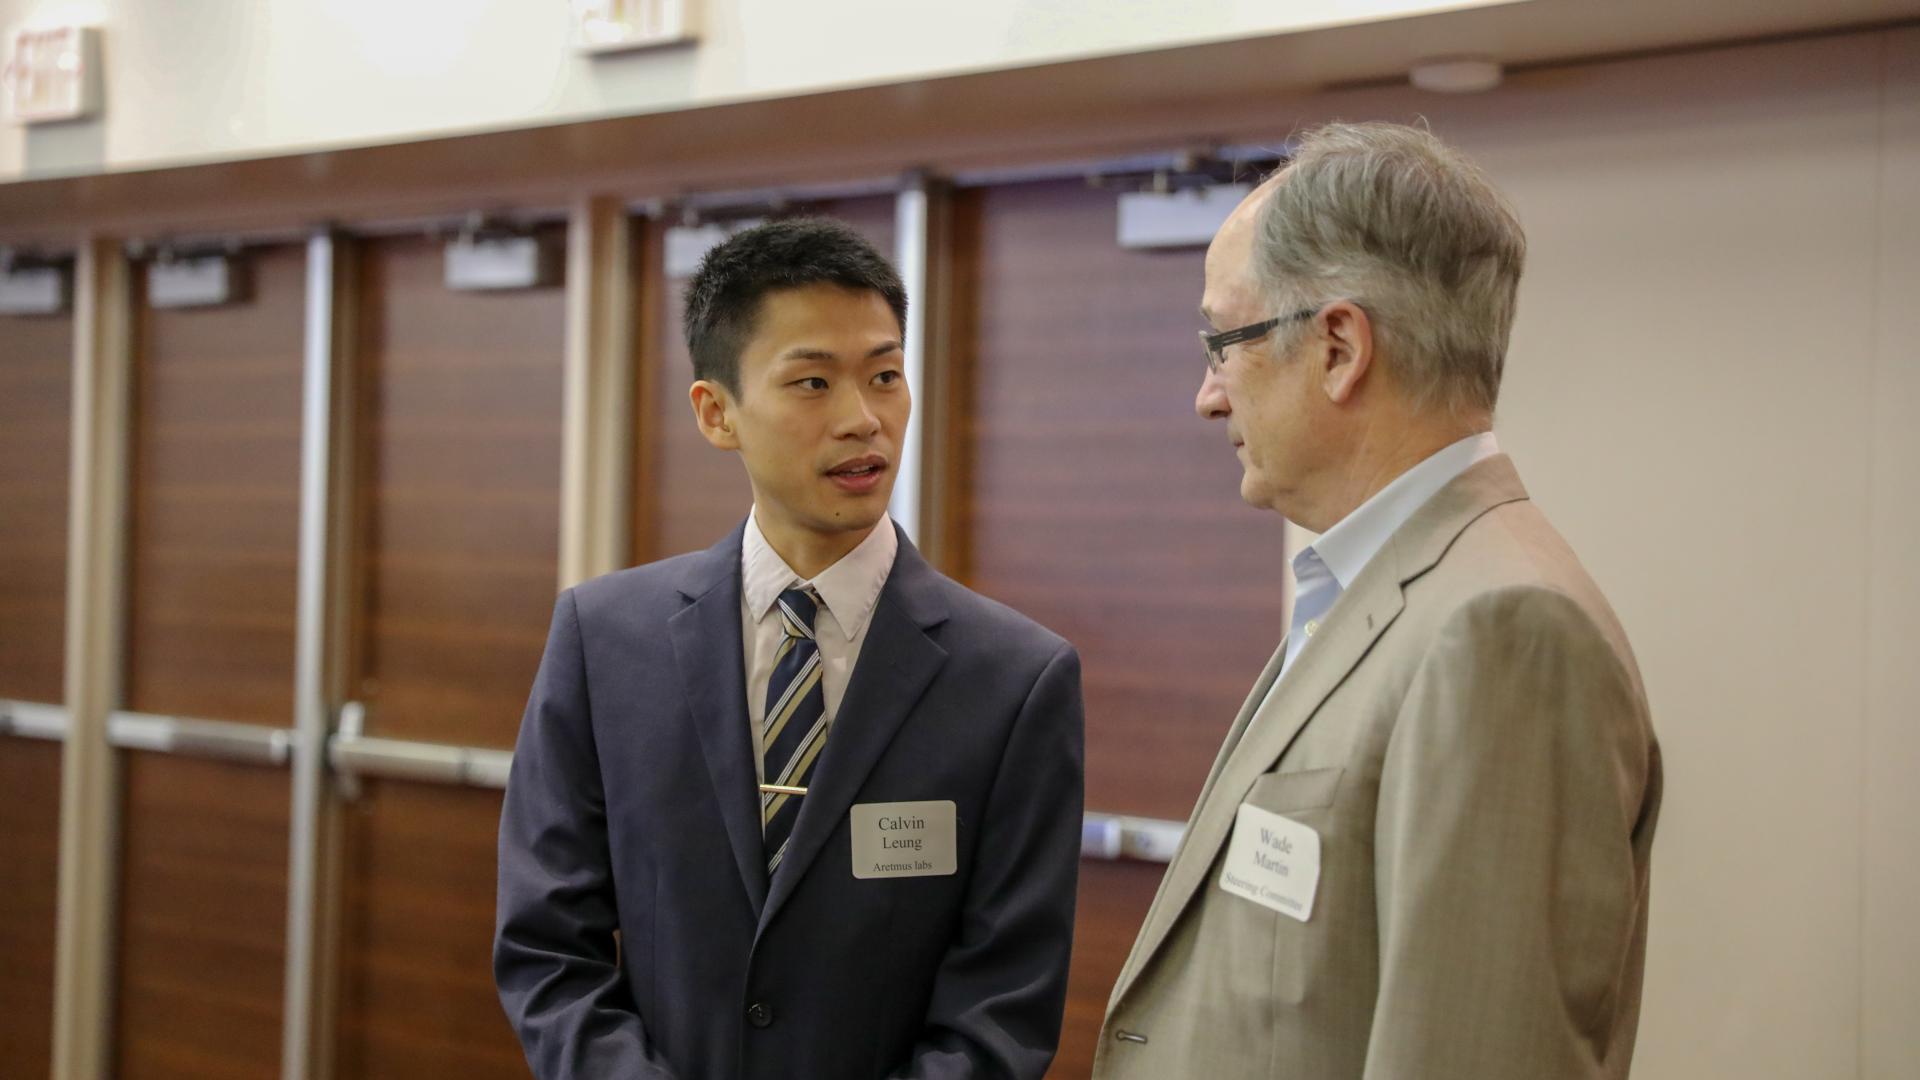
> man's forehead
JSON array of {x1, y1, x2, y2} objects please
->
[
  {"x1": 1231, "y1": 170, "x2": 1285, "y2": 225},
  {"x1": 1210, "y1": 174, "x2": 1281, "y2": 256},
  {"x1": 1203, "y1": 172, "x2": 1284, "y2": 301},
  {"x1": 773, "y1": 340, "x2": 902, "y2": 364},
  {"x1": 1204, "y1": 210, "x2": 1258, "y2": 287}
]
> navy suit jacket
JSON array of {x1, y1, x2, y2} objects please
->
[{"x1": 495, "y1": 522, "x2": 1085, "y2": 1079}]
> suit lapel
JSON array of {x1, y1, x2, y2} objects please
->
[
  {"x1": 667, "y1": 524, "x2": 769, "y2": 917},
  {"x1": 1112, "y1": 577, "x2": 1404, "y2": 1007},
  {"x1": 1109, "y1": 455, "x2": 1533, "y2": 1011},
  {"x1": 758, "y1": 528, "x2": 949, "y2": 934},
  {"x1": 1109, "y1": 637, "x2": 1287, "y2": 1005}
]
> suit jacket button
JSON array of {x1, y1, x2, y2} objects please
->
[{"x1": 746, "y1": 1002, "x2": 773, "y2": 1028}]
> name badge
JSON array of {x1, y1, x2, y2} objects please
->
[
  {"x1": 851, "y1": 800, "x2": 957, "y2": 879},
  {"x1": 1218, "y1": 802, "x2": 1321, "y2": 922}
]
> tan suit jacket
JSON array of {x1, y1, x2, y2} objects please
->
[{"x1": 1095, "y1": 456, "x2": 1662, "y2": 1079}]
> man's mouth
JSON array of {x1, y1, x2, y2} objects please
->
[
  {"x1": 826, "y1": 455, "x2": 888, "y2": 493},
  {"x1": 828, "y1": 456, "x2": 885, "y2": 476}
]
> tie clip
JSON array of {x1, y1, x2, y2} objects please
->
[{"x1": 760, "y1": 783, "x2": 808, "y2": 796}]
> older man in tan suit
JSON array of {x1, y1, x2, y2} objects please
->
[{"x1": 1095, "y1": 123, "x2": 1662, "y2": 1079}]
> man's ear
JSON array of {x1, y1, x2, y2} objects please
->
[
  {"x1": 690, "y1": 380, "x2": 740, "y2": 450},
  {"x1": 1319, "y1": 300, "x2": 1375, "y2": 406}
]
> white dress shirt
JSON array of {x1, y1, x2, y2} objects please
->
[
  {"x1": 741, "y1": 508, "x2": 898, "y2": 783},
  {"x1": 1278, "y1": 432, "x2": 1503, "y2": 680}
]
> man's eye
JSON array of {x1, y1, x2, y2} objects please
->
[
  {"x1": 873, "y1": 370, "x2": 901, "y2": 385},
  {"x1": 795, "y1": 377, "x2": 828, "y2": 391}
]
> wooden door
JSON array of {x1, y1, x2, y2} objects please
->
[
  {"x1": 945, "y1": 179, "x2": 1290, "y2": 1078},
  {"x1": 332, "y1": 228, "x2": 567, "y2": 1078},
  {"x1": 113, "y1": 244, "x2": 308, "y2": 1079},
  {"x1": 0, "y1": 300, "x2": 72, "y2": 1079}
]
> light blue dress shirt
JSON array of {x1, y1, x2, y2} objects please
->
[{"x1": 1276, "y1": 432, "x2": 1503, "y2": 683}]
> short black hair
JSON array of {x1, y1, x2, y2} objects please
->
[{"x1": 682, "y1": 217, "x2": 909, "y2": 395}]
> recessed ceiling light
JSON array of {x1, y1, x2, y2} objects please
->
[{"x1": 1410, "y1": 58, "x2": 1504, "y2": 94}]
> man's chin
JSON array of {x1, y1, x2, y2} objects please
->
[{"x1": 820, "y1": 494, "x2": 893, "y2": 532}]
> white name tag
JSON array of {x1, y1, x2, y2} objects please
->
[
  {"x1": 850, "y1": 800, "x2": 958, "y2": 879},
  {"x1": 1218, "y1": 802, "x2": 1321, "y2": 922}
]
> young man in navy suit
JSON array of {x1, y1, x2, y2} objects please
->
[{"x1": 495, "y1": 218, "x2": 1085, "y2": 1079}]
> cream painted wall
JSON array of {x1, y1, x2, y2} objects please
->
[
  {"x1": 1268, "y1": 29, "x2": 1916, "y2": 1079},
  {"x1": 1860, "y1": 25, "x2": 1919, "y2": 1080},
  {"x1": 1490, "y1": 55, "x2": 1872, "y2": 1080},
  {"x1": 0, "y1": 0, "x2": 1510, "y2": 180}
]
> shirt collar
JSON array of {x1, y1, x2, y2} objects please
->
[
  {"x1": 742, "y1": 507, "x2": 899, "y2": 640},
  {"x1": 1296, "y1": 432, "x2": 1501, "y2": 590}
]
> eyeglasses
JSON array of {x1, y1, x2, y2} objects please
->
[{"x1": 1199, "y1": 307, "x2": 1319, "y2": 373}]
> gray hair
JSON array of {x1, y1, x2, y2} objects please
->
[{"x1": 1255, "y1": 121, "x2": 1526, "y2": 415}]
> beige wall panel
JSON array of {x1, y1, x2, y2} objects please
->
[
  {"x1": 1276, "y1": 28, "x2": 1904, "y2": 1080},
  {"x1": 1469, "y1": 41, "x2": 1877, "y2": 1080},
  {"x1": 927, "y1": 29, "x2": 1915, "y2": 1065},
  {"x1": 1862, "y1": 24, "x2": 1920, "y2": 1080}
]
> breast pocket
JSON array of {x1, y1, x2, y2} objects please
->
[
  {"x1": 1235, "y1": 766, "x2": 1354, "y2": 1010},
  {"x1": 1243, "y1": 766, "x2": 1344, "y2": 814}
]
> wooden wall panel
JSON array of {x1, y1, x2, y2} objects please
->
[
  {"x1": 1048, "y1": 861, "x2": 1161, "y2": 1080},
  {"x1": 0, "y1": 300, "x2": 69, "y2": 1080},
  {"x1": 950, "y1": 179, "x2": 1287, "y2": 821},
  {"x1": 351, "y1": 230, "x2": 566, "y2": 749},
  {"x1": 950, "y1": 180, "x2": 1290, "y2": 1077},
  {"x1": 112, "y1": 244, "x2": 307, "y2": 1078},
  {"x1": 334, "y1": 781, "x2": 523, "y2": 1079},
  {"x1": 0, "y1": 311, "x2": 71, "y2": 704},
  {"x1": 0, "y1": 736, "x2": 63, "y2": 1079},
  {"x1": 123, "y1": 244, "x2": 306, "y2": 724},
  {"x1": 334, "y1": 228, "x2": 564, "y2": 1076},
  {"x1": 633, "y1": 197, "x2": 898, "y2": 563},
  {"x1": 113, "y1": 753, "x2": 290, "y2": 1080}
]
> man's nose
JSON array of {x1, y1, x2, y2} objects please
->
[
  {"x1": 837, "y1": 385, "x2": 883, "y2": 438},
  {"x1": 1195, "y1": 365, "x2": 1230, "y2": 421}
]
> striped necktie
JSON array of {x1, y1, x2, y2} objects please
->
[{"x1": 761, "y1": 586, "x2": 828, "y2": 876}]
